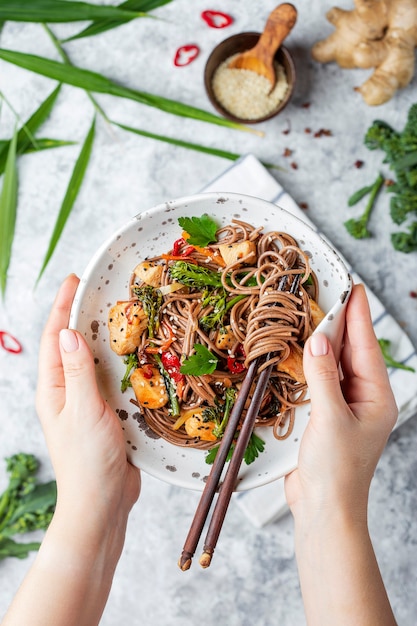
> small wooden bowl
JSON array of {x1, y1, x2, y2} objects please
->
[{"x1": 204, "y1": 32, "x2": 296, "y2": 125}]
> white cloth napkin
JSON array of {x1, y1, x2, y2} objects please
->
[{"x1": 202, "y1": 153, "x2": 417, "y2": 527}]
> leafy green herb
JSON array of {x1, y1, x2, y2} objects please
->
[
  {"x1": 0, "y1": 48, "x2": 257, "y2": 133},
  {"x1": 205, "y1": 432, "x2": 265, "y2": 466},
  {"x1": 62, "y1": 0, "x2": 172, "y2": 43},
  {"x1": 243, "y1": 432, "x2": 266, "y2": 465},
  {"x1": 178, "y1": 214, "x2": 218, "y2": 247},
  {"x1": 0, "y1": 126, "x2": 18, "y2": 298},
  {"x1": 378, "y1": 339, "x2": 416, "y2": 372},
  {"x1": 344, "y1": 173, "x2": 385, "y2": 239},
  {"x1": 121, "y1": 352, "x2": 139, "y2": 392},
  {"x1": 0, "y1": 453, "x2": 57, "y2": 560},
  {"x1": 180, "y1": 343, "x2": 218, "y2": 376},
  {"x1": 36, "y1": 116, "x2": 96, "y2": 283},
  {"x1": 0, "y1": 0, "x2": 146, "y2": 23}
]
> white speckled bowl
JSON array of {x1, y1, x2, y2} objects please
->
[{"x1": 70, "y1": 192, "x2": 352, "y2": 492}]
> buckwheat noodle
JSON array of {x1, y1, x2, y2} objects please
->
[{"x1": 129, "y1": 219, "x2": 318, "y2": 449}]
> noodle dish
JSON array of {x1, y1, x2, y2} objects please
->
[{"x1": 70, "y1": 193, "x2": 352, "y2": 491}]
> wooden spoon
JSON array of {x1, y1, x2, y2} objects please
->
[{"x1": 228, "y1": 3, "x2": 297, "y2": 90}]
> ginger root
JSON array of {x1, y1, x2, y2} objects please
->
[{"x1": 311, "y1": 0, "x2": 417, "y2": 105}]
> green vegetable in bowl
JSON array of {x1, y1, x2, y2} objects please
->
[{"x1": 0, "y1": 453, "x2": 56, "y2": 560}]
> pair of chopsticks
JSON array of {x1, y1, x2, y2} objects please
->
[{"x1": 178, "y1": 274, "x2": 301, "y2": 571}]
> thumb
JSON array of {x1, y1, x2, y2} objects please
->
[
  {"x1": 59, "y1": 328, "x2": 103, "y2": 413},
  {"x1": 303, "y1": 333, "x2": 345, "y2": 411}
]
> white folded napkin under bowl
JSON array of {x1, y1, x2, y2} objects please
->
[{"x1": 202, "y1": 154, "x2": 417, "y2": 527}]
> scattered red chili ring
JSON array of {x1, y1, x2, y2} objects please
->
[
  {"x1": 201, "y1": 10, "x2": 233, "y2": 28},
  {"x1": 174, "y1": 44, "x2": 200, "y2": 67},
  {"x1": 0, "y1": 330, "x2": 23, "y2": 354}
]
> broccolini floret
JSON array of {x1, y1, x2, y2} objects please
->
[
  {"x1": 0, "y1": 453, "x2": 56, "y2": 560},
  {"x1": 344, "y1": 173, "x2": 385, "y2": 240},
  {"x1": 131, "y1": 284, "x2": 162, "y2": 338},
  {"x1": 169, "y1": 260, "x2": 223, "y2": 289},
  {"x1": 121, "y1": 352, "x2": 139, "y2": 392},
  {"x1": 354, "y1": 103, "x2": 417, "y2": 252}
]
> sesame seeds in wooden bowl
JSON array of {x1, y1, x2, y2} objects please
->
[{"x1": 204, "y1": 32, "x2": 296, "y2": 124}]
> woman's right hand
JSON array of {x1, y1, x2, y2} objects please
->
[{"x1": 285, "y1": 283, "x2": 398, "y2": 518}]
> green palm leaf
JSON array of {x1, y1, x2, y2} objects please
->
[
  {"x1": 0, "y1": 49, "x2": 258, "y2": 134},
  {"x1": 0, "y1": 129, "x2": 18, "y2": 298},
  {"x1": 0, "y1": 1, "x2": 146, "y2": 23},
  {"x1": 23, "y1": 138, "x2": 77, "y2": 153},
  {"x1": 0, "y1": 85, "x2": 62, "y2": 174},
  {"x1": 36, "y1": 117, "x2": 96, "y2": 283},
  {"x1": 62, "y1": 0, "x2": 172, "y2": 42},
  {"x1": 112, "y1": 121, "x2": 280, "y2": 169}
]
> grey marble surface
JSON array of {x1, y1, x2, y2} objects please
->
[{"x1": 0, "y1": 1, "x2": 416, "y2": 624}]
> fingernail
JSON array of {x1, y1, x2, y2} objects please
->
[
  {"x1": 310, "y1": 333, "x2": 329, "y2": 357},
  {"x1": 59, "y1": 329, "x2": 79, "y2": 353}
]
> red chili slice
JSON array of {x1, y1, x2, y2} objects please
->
[
  {"x1": 227, "y1": 344, "x2": 246, "y2": 374},
  {"x1": 142, "y1": 364, "x2": 154, "y2": 379},
  {"x1": 172, "y1": 237, "x2": 195, "y2": 257},
  {"x1": 161, "y1": 351, "x2": 184, "y2": 384},
  {"x1": 0, "y1": 330, "x2": 23, "y2": 354},
  {"x1": 201, "y1": 10, "x2": 233, "y2": 28},
  {"x1": 174, "y1": 44, "x2": 200, "y2": 67},
  {"x1": 227, "y1": 356, "x2": 246, "y2": 374}
]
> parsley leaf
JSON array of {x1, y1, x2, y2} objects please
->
[
  {"x1": 205, "y1": 432, "x2": 265, "y2": 466},
  {"x1": 180, "y1": 343, "x2": 218, "y2": 376},
  {"x1": 178, "y1": 214, "x2": 218, "y2": 247},
  {"x1": 244, "y1": 432, "x2": 265, "y2": 465}
]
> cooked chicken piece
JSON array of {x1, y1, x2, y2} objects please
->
[
  {"x1": 277, "y1": 343, "x2": 305, "y2": 384},
  {"x1": 108, "y1": 301, "x2": 147, "y2": 355},
  {"x1": 310, "y1": 298, "x2": 325, "y2": 329},
  {"x1": 130, "y1": 365, "x2": 168, "y2": 409},
  {"x1": 133, "y1": 261, "x2": 163, "y2": 287},
  {"x1": 217, "y1": 240, "x2": 256, "y2": 267},
  {"x1": 215, "y1": 325, "x2": 237, "y2": 350},
  {"x1": 184, "y1": 408, "x2": 217, "y2": 442}
]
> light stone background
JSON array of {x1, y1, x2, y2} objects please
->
[{"x1": 1, "y1": 1, "x2": 416, "y2": 624}]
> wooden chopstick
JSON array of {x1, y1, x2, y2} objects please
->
[
  {"x1": 199, "y1": 358, "x2": 274, "y2": 568},
  {"x1": 178, "y1": 357, "x2": 260, "y2": 571},
  {"x1": 178, "y1": 274, "x2": 301, "y2": 571}
]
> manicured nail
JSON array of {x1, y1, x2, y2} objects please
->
[
  {"x1": 310, "y1": 333, "x2": 329, "y2": 357},
  {"x1": 59, "y1": 329, "x2": 79, "y2": 353}
]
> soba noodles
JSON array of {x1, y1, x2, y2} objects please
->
[{"x1": 108, "y1": 216, "x2": 324, "y2": 461}]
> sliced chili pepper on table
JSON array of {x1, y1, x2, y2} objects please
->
[
  {"x1": 201, "y1": 10, "x2": 233, "y2": 28},
  {"x1": 0, "y1": 330, "x2": 23, "y2": 354},
  {"x1": 174, "y1": 44, "x2": 200, "y2": 67}
]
